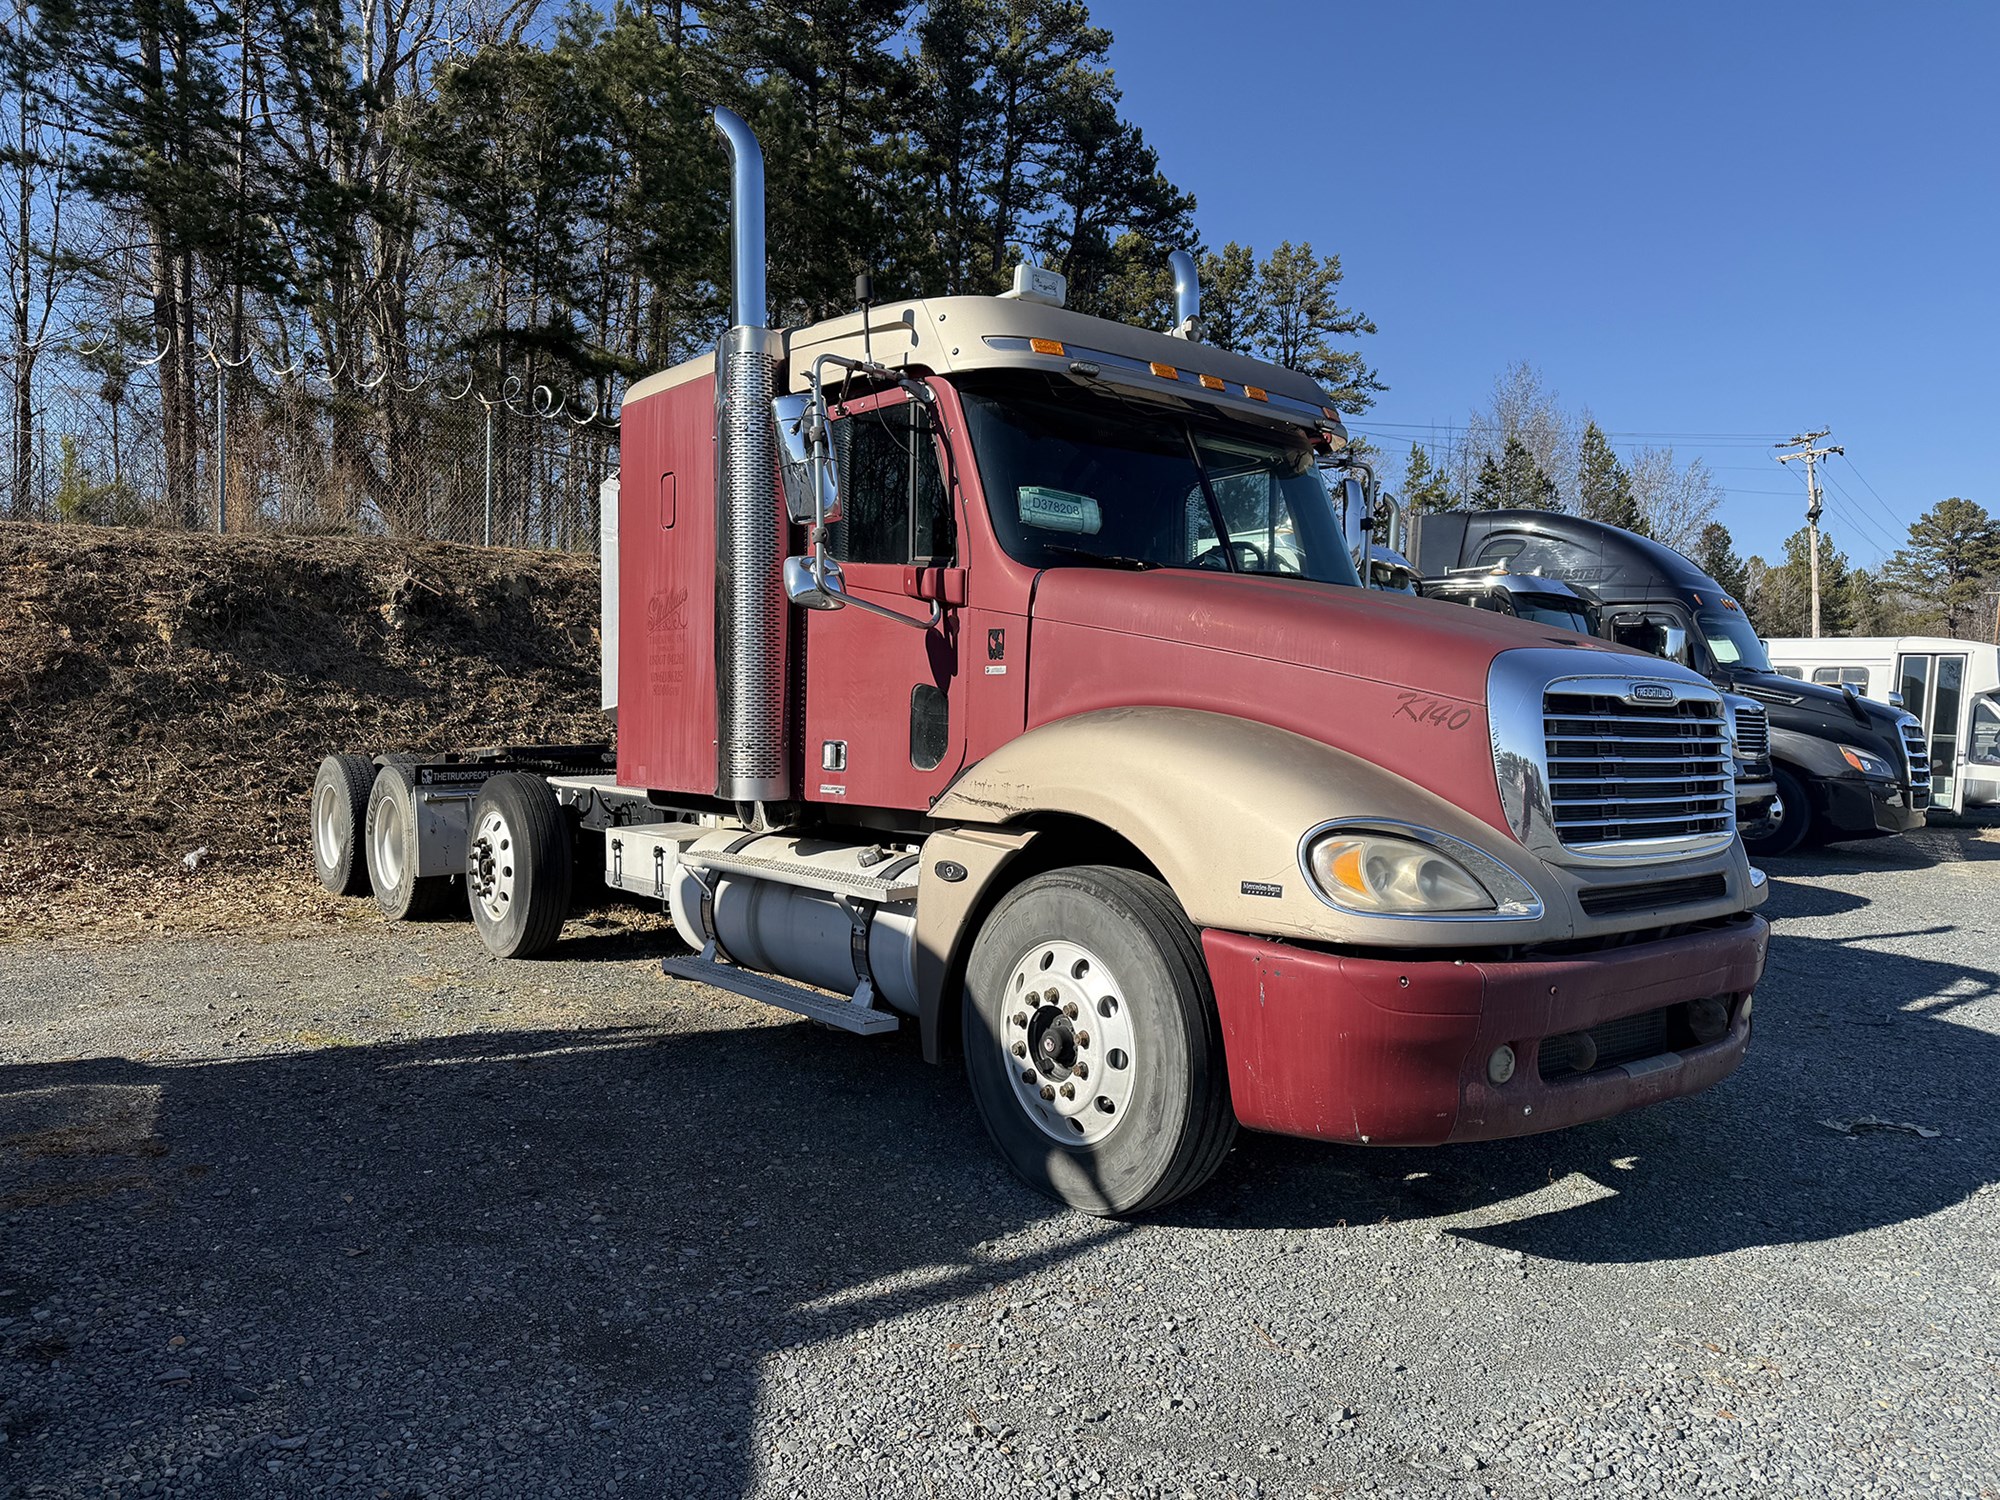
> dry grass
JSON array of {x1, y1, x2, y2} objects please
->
[{"x1": 0, "y1": 522, "x2": 608, "y2": 939}]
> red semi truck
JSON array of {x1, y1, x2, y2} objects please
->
[{"x1": 311, "y1": 109, "x2": 1770, "y2": 1214}]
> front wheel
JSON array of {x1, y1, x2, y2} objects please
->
[
  {"x1": 1743, "y1": 766, "x2": 1812, "y2": 858},
  {"x1": 962, "y1": 866, "x2": 1235, "y2": 1217}
]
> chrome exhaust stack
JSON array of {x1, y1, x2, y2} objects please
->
[
  {"x1": 711, "y1": 107, "x2": 789, "y2": 806},
  {"x1": 1168, "y1": 249, "x2": 1200, "y2": 339}
]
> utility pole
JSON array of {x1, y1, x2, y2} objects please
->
[{"x1": 1775, "y1": 429, "x2": 1843, "y2": 638}]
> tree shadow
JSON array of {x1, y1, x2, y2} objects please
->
[
  {"x1": 5, "y1": 895, "x2": 1996, "y2": 1493},
  {"x1": 0, "y1": 1019, "x2": 1112, "y2": 1497}
]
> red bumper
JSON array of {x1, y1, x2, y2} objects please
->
[{"x1": 1202, "y1": 918, "x2": 1769, "y2": 1146}]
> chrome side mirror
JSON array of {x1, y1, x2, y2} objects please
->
[
  {"x1": 1657, "y1": 622, "x2": 1689, "y2": 662},
  {"x1": 1339, "y1": 476, "x2": 1367, "y2": 536},
  {"x1": 771, "y1": 391, "x2": 841, "y2": 527},
  {"x1": 783, "y1": 554, "x2": 846, "y2": 610}
]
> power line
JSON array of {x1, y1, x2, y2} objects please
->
[
  {"x1": 1818, "y1": 470, "x2": 1901, "y2": 554},
  {"x1": 1831, "y1": 456, "x2": 1911, "y2": 546}
]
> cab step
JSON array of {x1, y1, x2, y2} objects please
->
[
  {"x1": 682, "y1": 848, "x2": 919, "y2": 903},
  {"x1": 660, "y1": 954, "x2": 901, "y2": 1035}
]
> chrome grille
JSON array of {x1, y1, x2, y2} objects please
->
[
  {"x1": 1898, "y1": 718, "x2": 1932, "y2": 805},
  {"x1": 1730, "y1": 702, "x2": 1769, "y2": 762},
  {"x1": 1542, "y1": 688, "x2": 1733, "y2": 849}
]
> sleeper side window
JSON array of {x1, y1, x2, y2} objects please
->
[{"x1": 827, "y1": 401, "x2": 953, "y2": 566}]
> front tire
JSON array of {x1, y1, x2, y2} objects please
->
[
  {"x1": 365, "y1": 765, "x2": 457, "y2": 920},
  {"x1": 1743, "y1": 765, "x2": 1812, "y2": 858},
  {"x1": 466, "y1": 772, "x2": 572, "y2": 959},
  {"x1": 963, "y1": 866, "x2": 1235, "y2": 1217}
]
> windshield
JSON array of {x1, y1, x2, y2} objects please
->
[
  {"x1": 1511, "y1": 592, "x2": 1595, "y2": 634},
  {"x1": 1696, "y1": 606, "x2": 1773, "y2": 674},
  {"x1": 956, "y1": 374, "x2": 1359, "y2": 586}
]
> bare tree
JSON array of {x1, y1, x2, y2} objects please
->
[
  {"x1": 1627, "y1": 446, "x2": 1722, "y2": 553},
  {"x1": 1458, "y1": 360, "x2": 1576, "y2": 507}
]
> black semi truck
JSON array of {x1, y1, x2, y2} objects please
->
[
  {"x1": 1409, "y1": 510, "x2": 1930, "y2": 857},
  {"x1": 1415, "y1": 564, "x2": 1782, "y2": 841}
]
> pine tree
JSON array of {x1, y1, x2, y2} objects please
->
[
  {"x1": 1880, "y1": 497, "x2": 2000, "y2": 636},
  {"x1": 1402, "y1": 442, "x2": 1454, "y2": 515},
  {"x1": 1195, "y1": 240, "x2": 1380, "y2": 411},
  {"x1": 1575, "y1": 422, "x2": 1642, "y2": 532},
  {"x1": 1691, "y1": 521, "x2": 1748, "y2": 598},
  {"x1": 1471, "y1": 436, "x2": 1559, "y2": 511},
  {"x1": 1197, "y1": 241, "x2": 1259, "y2": 354},
  {"x1": 1752, "y1": 526, "x2": 1853, "y2": 637}
]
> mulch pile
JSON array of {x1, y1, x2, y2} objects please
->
[{"x1": 0, "y1": 522, "x2": 609, "y2": 940}]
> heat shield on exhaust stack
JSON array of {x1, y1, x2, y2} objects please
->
[{"x1": 712, "y1": 107, "x2": 789, "y2": 805}]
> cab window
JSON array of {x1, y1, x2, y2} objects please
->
[
  {"x1": 1812, "y1": 666, "x2": 1870, "y2": 689},
  {"x1": 828, "y1": 401, "x2": 953, "y2": 566}
]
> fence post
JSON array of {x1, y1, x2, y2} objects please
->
[
  {"x1": 483, "y1": 402, "x2": 494, "y2": 546},
  {"x1": 215, "y1": 363, "x2": 227, "y2": 533}
]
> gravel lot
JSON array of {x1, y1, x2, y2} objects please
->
[{"x1": 4, "y1": 826, "x2": 1998, "y2": 1500}]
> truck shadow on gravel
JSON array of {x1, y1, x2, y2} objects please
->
[
  {"x1": 5, "y1": 890, "x2": 1997, "y2": 1493},
  {"x1": 0, "y1": 1017, "x2": 1109, "y2": 1497}
]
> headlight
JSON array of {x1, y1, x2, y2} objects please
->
[
  {"x1": 1305, "y1": 831, "x2": 1492, "y2": 914},
  {"x1": 1838, "y1": 744, "x2": 1895, "y2": 778}
]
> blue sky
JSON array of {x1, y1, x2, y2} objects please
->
[{"x1": 1087, "y1": 0, "x2": 1999, "y2": 567}]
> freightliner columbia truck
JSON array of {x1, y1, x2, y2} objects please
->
[{"x1": 308, "y1": 110, "x2": 1771, "y2": 1215}]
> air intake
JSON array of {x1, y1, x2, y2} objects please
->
[{"x1": 711, "y1": 107, "x2": 789, "y2": 806}]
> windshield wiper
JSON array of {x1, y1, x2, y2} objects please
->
[{"x1": 1039, "y1": 545, "x2": 1158, "y2": 571}]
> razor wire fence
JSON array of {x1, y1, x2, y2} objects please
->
[{"x1": 1, "y1": 343, "x2": 618, "y2": 554}]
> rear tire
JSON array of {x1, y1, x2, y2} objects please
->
[
  {"x1": 1743, "y1": 765, "x2": 1812, "y2": 858},
  {"x1": 311, "y1": 754, "x2": 375, "y2": 896},
  {"x1": 365, "y1": 765, "x2": 457, "y2": 920},
  {"x1": 963, "y1": 866, "x2": 1235, "y2": 1217},
  {"x1": 467, "y1": 772, "x2": 572, "y2": 959}
]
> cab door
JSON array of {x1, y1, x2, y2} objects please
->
[{"x1": 802, "y1": 391, "x2": 965, "y2": 811}]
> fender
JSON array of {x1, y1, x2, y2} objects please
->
[{"x1": 929, "y1": 706, "x2": 1759, "y2": 956}]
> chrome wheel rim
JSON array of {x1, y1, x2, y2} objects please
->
[
  {"x1": 468, "y1": 807, "x2": 516, "y2": 923},
  {"x1": 314, "y1": 783, "x2": 344, "y2": 871},
  {"x1": 1000, "y1": 939, "x2": 1136, "y2": 1146},
  {"x1": 370, "y1": 793, "x2": 407, "y2": 890}
]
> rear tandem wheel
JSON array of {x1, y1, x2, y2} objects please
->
[
  {"x1": 310, "y1": 754, "x2": 375, "y2": 897},
  {"x1": 466, "y1": 772, "x2": 573, "y2": 959}
]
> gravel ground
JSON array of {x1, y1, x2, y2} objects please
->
[{"x1": 3, "y1": 827, "x2": 1998, "y2": 1500}]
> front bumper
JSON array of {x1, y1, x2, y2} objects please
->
[
  {"x1": 1202, "y1": 917, "x2": 1769, "y2": 1146},
  {"x1": 1816, "y1": 774, "x2": 1925, "y2": 837}
]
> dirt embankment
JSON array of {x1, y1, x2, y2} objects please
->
[{"x1": 0, "y1": 523, "x2": 608, "y2": 940}]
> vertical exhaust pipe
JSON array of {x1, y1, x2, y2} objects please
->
[
  {"x1": 711, "y1": 107, "x2": 789, "y2": 807},
  {"x1": 1168, "y1": 249, "x2": 1200, "y2": 339}
]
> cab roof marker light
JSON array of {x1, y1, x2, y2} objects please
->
[
  {"x1": 1198, "y1": 373, "x2": 1226, "y2": 391},
  {"x1": 1244, "y1": 385, "x2": 1269, "y2": 402},
  {"x1": 1150, "y1": 361, "x2": 1180, "y2": 380},
  {"x1": 1029, "y1": 337, "x2": 1066, "y2": 356}
]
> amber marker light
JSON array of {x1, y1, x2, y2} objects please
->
[
  {"x1": 1244, "y1": 385, "x2": 1269, "y2": 401},
  {"x1": 1029, "y1": 337, "x2": 1066, "y2": 356},
  {"x1": 1198, "y1": 373, "x2": 1226, "y2": 390},
  {"x1": 1149, "y1": 361, "x2": 1180, "y2": 379}
]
